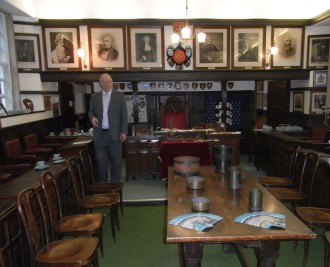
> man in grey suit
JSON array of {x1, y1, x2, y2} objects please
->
[{"x1": 88, "y1": 73, "x2": 128, "y2": 182}]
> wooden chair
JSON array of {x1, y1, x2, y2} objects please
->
[
  {"x1": 4, "y1": 138, "x2": 50, "y2": 164},
  {"x1": 325, "y1": 231, "x2": 330, "y2": 267},
  {"x1": 39, "y1": 171, "x2": 105, "y2": 257},
  {"x1": 259, "y1": 146, "x2": 300, "y2": 188},
  {"x1": 79, "y1": 149, "x2": 124, "y2": 215},
  {"x1": 16, "y1": 187, "x2": 99, "y2": 267},
  {"x1": 23, "y1": 133, "x2": 62, "y2": 152},
  {"x1": 268, "y1": 152, "x2": 319, "y2": 211},
  {"x1": 67, "y1": 157, "x2": 120, "y2": 242}
]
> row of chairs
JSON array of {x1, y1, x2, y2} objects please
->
[
  {"x1": 7, "y1": 149, "x2": 123, "y2": 267},
  {"x1": 259, "y1": 147, "x2": 330, "y2": 267}
]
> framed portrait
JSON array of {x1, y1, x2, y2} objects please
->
[
  {"x1": 42, "y1": 26, "x2": 80, "y2": 70},
  {"x1": 88, "y1": 26, "x2": 126, "y2": 70},
  {"x1": 313, "y1": 70, "x2": 328, "y2": 87},
  {"x1": 292, "y1": 92, "x2": 304, "y2": 112},
  {"x1": 128, "y1": 26, "x2": 164, "y2": 70},
  {"x1": 194, "y1": 26, "x2": 229, "y2": 69},
  {"x1": 310, "y1": 91, "x2": 326, "y2": 113},
  {"x1": 271, "y1": 26, "x2": 304, "y2": 69},
  {"x1": 257, "y1": 93, "x2": 263, "y2": 109},
  {"x1": 231, "y1": 26, "x2": 265, "y2": 69},
  {"x1": 14, "y1": 33, "x2": 41, "y2": 72},
  {"x1": 307, "y1": 34, "x2": 330, "y2": 69}
]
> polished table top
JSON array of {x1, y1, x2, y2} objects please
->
[{"x1": 167, "y1": 166, "x2": 315, "y2": 243}]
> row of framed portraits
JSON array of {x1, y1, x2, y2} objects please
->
[{"x1": 14, "y1": 25, "x2": 330, "y2": 72}]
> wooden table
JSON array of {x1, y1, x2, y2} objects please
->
[
  {"x1": 166, "y1": 166, "x2": 316, "y2": 267},
  {"x1": 55, "y1": 136, "x2": 93, "y2": 157}
]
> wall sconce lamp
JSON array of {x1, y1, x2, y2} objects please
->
[
  {"x1": 77, "y1": 48, "x2": 87, "y2": 69},
  {"x1": 171, "y1": 0, "x2": 206, "y2": 44},
  {"x1": 265, "y1": 46, "x2": 278, "y2": 67}
]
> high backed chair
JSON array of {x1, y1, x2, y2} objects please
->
[
  {"x1": 160, "y1": 96, "x2": 189, "y2": 129},
  {"x1": 3, "y1": 138, "x2": 38, "y2": 166},
  {"x1": 79, "y1": 149, "x2": 124, "y2": 215},
  {"x1": 16, "y1": 187, "x2": 99, "y2": 267},
  {"x1": 67, "y1": 157, "x2": 120, "y2": 242},
  {"x1": 259, "y1": 146, "x2": 300, "y2": 188},
  {"x1": 23, "y1": 133, "x2": 62, "y2": 152},
  {"x1": 40, "y1": 171, "x2": 105, "y2": 257}
]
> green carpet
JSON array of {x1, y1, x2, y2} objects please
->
[{"x1": 99, "y1": 205, "x2": 324, "y2": 267}]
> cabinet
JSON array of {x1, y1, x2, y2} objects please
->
[{"x1": 125, "y1": 136, "x2": 161, "y2": 180}]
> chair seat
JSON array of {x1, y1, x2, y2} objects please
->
[
  {"x1": 88, "y1": 182, "x2": 124, "y2": 193},
  {"x1": 259, "y1": 176, "x2": 292, "y2": 188},
  {"x1": 56, "y1": 213, "x2": 103, "y2": 236},
  {"x1": 36, "y1": 237, "x2": 98, "y2": 264},
  {"x1": 268, "y1": 188, "x2": 308, "y2": 202},
  {"x1": 296, "y1": 207, "x2": 330, "y2": 226},
  {"x1": 80, "y1": 193, "x2": 120, "y2": 209}
]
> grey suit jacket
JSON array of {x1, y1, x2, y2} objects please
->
[{"x1": 88, "y1": 89, "x2": 128, "y2": 143}]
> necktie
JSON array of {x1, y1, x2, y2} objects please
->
[{"x1": 102, "y1": 92, "x2": 110, "y2": 129}]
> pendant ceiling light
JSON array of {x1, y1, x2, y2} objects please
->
[{"x1": 171, "y1": 0, "x2": 206, "y2": 44}]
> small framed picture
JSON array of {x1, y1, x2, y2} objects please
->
[
  {"x1": 14, "y1": 33, "x2": 41, "y2": 72},
  {"x1": 307, "y1": 34, "x2": 330, "y2": 69},
  {"x1": 271, "y1": 26, "x2": 304, "y2": 69},
  {"x1": 128, "y1": 26, "x2": 164, "y2": 70},
  {"x1": 42, "y1": 26, "x2": 80, "y2": 70},
  {"x1": 310, "y1": 91, "x2": 326, "y2": 113},
  {"x1": 194, "y1": 26, "x2": 229, "y2": 69},
  {"x1": 292, "y1": 91, "x2": 304, "y2": 112},
  {"x1": 231, "y1": 26, "x2": 265, "y2": 69},
  {"x1": 313, "y1": 70, "x2": 328, "y2": 87},
  {"x1": 88, "y1": 26, "x2": 126, "y2": 70}
]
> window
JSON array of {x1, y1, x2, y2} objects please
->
[{"x1": 0, "y1": 12, "x2": 13, "y2": 115}]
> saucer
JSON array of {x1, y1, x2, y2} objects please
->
[
  {"x1": 35, "y1": 164, "x2": 49, "y2": 171},
  {"x1": 52, "y1": 157, "x2": 63, "y2": 161},
  {"x1": 53, "y1": 159, "x2": 66, "y2": 164}
]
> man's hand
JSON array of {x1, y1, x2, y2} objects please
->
[
  {"x1": 120, "y1": 133, "x2": 127, "y2": 142},
  {"x1": 91, "y1": 117, "x2": 99, "y2": 127}
]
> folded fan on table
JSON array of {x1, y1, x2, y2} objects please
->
[
  {"x1": 169, "y1": 213, "x2": 223, "y2": 232},
  {"x1": 234, "y1": 211, "x2": 286, "y2": 229}
]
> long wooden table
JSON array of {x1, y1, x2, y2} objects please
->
[{"x1": 166, "y1": 166, "x2": 316, "y2": 267}]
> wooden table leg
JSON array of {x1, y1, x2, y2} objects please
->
[
  {"x1": 178, "y1": 242, "x2": 203, "y2": 267},
  {"x1": 254, "y1": 240, "x2": 280, "y2": 267}
]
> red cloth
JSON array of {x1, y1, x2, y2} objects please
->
[{"x1": 158, "y1": 140, "x2": 212, "y2": 178}]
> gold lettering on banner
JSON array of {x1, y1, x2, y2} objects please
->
[
  {"x1": 59, "y1": 68, "x2": 68, "y2": 70},
  {"x1": 105, "y1": 68, "x2": 113, "y2": 70},
  {"x1": 23, "y1": 69, "x2": 32, "y2": 71},
  {"x1": 143, "y1": 68, "x2": 151, "y2": 70},
  {"x1": 208, "y1": 67, "x2": 216, "y2": 70},
  {"x1": 245, "y1": 67, "x2": 252, "y2": 69}
]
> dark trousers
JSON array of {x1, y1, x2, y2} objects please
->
[{"x1": 94, "y1": 131, "x2": 123, "y2": 182}]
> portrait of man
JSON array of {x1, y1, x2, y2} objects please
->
[
  {"x1": 279, "y1": 34, "x2": 296, "y2": 58},
  {"x1": 136, "y1": 34, "x2": 157, "y2": 62},
  {"x1": 15, "y1": 40, "x2": 35, "y2": 62},
  {"x1": 238, "y1": 33, "x2": 259, "y2": 62},
  {"x1": 98, "y1": 34, "x2": 119, "y2": 61},
  {"x1": 199, "y1": 34, "x2": 223, "y2": 63},
  {"x1": 50, "y1": 32, "x2": 74, "y2": 63}
]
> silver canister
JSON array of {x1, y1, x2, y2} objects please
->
[{"x1": 249, "y1": 188, "x2": 263, "y2": 211}]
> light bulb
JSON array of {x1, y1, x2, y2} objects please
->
[{"x1": 181, "y1": 26, "x2": 191, "y2": 39}]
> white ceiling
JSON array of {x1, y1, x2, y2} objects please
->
[{"x1": 1, "y1": 0, "x2": 330, "y2": 22}]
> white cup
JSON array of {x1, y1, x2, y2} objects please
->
[
  {"x1": 59, "y1": 132, "x2": 64, "y2": 136},
  {"x1": 49, "y1": 132, "x2": 55, "y2": 136},
  {"x1": 53, "y1": 154, "x2": 61, "y2": 160},
  {"x1": 36, "y1": 161, "x2": 45, "y2": 168}
]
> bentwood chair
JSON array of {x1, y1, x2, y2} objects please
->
[
  {"x1": 16, "y1": 187, "x2": 99, "y2": 267},
  {"x1": 39, "y1": 171, "x2": 105, "y2": 257},
  {"x1": 268, "y1": 152, "x2": 319, "y2": 211},
  {"x1": 325, "y1": 231, "x2": 330, "y2": 267},
  {"x1": 79, "y1": 149, "x2": 124, "y2": 215},
  {"x1": 259, "y1": 146, "x2": 300, "y2": 188},
  {"x1": 67, "y1": 157, "x2": 120, "y2": 242}
]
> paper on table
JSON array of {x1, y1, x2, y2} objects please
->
[
  {"x1": 169, "y1": 213, "x2": 223, "y2": 232},
  {"x1": 72, "y1": 140, "x2": 92, "y2": 145},
  {"x1": 234, "y1": 211, "x2": 286, "y2": 229}
]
